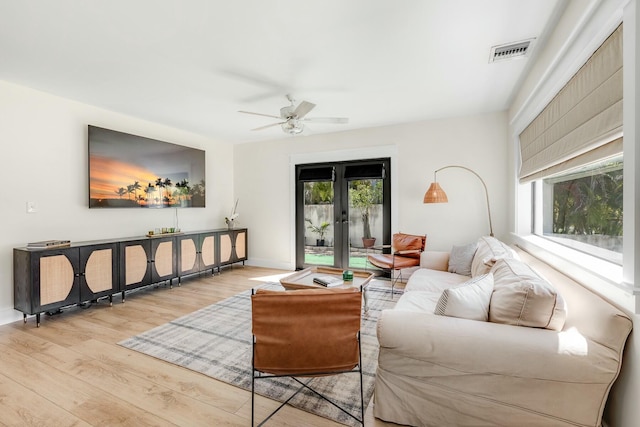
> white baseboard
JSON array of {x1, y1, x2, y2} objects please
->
[
  {"x1": 245, "y1": 258, "x2": 295, "y2": 271},
  {"x1": 0, "y1": 307, "x2": 23, "y2": 327}
]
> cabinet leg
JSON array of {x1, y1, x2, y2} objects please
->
[
  {"x1": 121, "y1": 291, "x2": 126, "y2": 303},
  {"x1": 36, "y1": 313, "x2": 41, "y2": 328},
  {"x1": 23, "y1": 313, "x2": 27, "y2": 323},
  {"x1": 109, "y1": 295, "x2": 113, "y2": 307}
]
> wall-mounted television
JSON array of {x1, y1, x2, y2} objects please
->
[{"x1": 88, "y1": 126, "x2": 206, "y2": 208}]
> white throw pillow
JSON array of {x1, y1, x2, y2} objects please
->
[
  {"x1": 448, "y1": 242, "x2": 477, "y2": 276},
  {"x1": 489, "y1": 258, "x2": 567, "y2": 331},
  {"x1": 470, "y1": 236, "x2": 516, "y2": 277},
  {"x1": 434, "y1": 273, "x2": 494, "y2": 321}
]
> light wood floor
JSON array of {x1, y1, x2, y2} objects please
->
[{"x1": 0, "y1": 265, "x2": 401, "y2": 427}]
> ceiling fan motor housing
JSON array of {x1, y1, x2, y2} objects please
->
[{"x1": 280, "y1": 105, "x2": 295, "y2": 118}]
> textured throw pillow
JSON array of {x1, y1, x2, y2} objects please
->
[
  {"x1": 489, "y1": 258, "x2": 567, "y2": 331},
  {"x1": 434, "y1": 273, "x2": 494, "y2": 321},
  {"x1": 448, "y1": 242, "x2": 477, "y2": 276}
]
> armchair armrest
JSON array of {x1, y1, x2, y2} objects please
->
[{"x1": 420, "y1": 251, "x2": 449, "y2": 271}]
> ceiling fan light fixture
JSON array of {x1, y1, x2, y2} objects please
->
[{"x1": 281, "y1": 120, "x2": 304, "y2": 135}]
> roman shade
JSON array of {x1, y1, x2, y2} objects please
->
[
  {"x1": 344, "y1": 162, "x2": 385, "y2": 180},
  {"x1": 298, "y1": 166, "x2": 335, "y2": 182},
  {"x1": 518, "y1": 24, "x2": 622, "y2": 183}
]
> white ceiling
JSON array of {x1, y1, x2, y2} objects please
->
[{"x1": 0, "y1": 0, "x2": 562, "y2": 143}]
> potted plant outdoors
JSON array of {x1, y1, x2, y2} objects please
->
[
  {"x1": 306, "y1": 218, "x2": 330, "y2": 246},
  {"x1": 350, "y1": 180, "x2": 382, "y2": 248}
]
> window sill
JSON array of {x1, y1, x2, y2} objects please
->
[{"x1": 512, "y1": 233, "x2": 634, "y2": 296}]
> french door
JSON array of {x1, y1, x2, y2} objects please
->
[{"x1": 295, "y1": 158, "x2": 391, "y2": 270}]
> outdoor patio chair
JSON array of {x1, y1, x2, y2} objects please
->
[{"x1": 250, "y1": 287, "x2": 364, "y2": 426}]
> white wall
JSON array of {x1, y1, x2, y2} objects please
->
[
  {"x1": 0, "y1": 80, "x2": 234, "y2": 324},
  {"x1": 235, "y1": 111, "x2": 508, "y2": 270},
  {"x1": 508, "y1": 1, "x2": 638, "y2": 426}
]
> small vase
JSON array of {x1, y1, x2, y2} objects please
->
[{"x1": 227, "y1": 220, "x2": 235, "y2": 230}]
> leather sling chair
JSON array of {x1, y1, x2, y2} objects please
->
[
  {"x1": 251, "y1": 287, "x2": 364, "y2": 426},
  {"x1": 367, "y1": 233, "x2": 426, "y2": 296}
]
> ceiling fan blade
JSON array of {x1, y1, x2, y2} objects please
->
[
  {"x1": 293, "y1": 101, "x2": 316, "y2": 119},
  {"x1": 251, "y1": 122, "x2": 285, "y2": 131},
  {"x1": 303, "y1": 117, "x2": 349, "y2": 124},
  {"x1": 238, "y1": 110, "x2": 282, "y2": 120}
]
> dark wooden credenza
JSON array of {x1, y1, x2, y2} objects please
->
[{"x1": 13, "y1": 228, "x2": 248, "y2": 326}]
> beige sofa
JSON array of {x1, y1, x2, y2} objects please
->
[{"x1": 374, "y1": 236, "x2": 632, "y2": 427}]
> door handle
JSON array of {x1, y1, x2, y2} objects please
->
[{"x1": 337, "y1": 210, "x2": 349, "y2": 224}]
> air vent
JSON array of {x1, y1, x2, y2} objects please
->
[{"x1": 489, "y1": 38, "x2": 536, "y2": 63}]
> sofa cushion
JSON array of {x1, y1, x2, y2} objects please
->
[
  {"x1": 393, "y1": 290, "x2": 443, "y2": 313},
  {"x1": 470, "y1": 236, "x2": 515, "y2": 277},
  {"x1": 434, "y1": 273, "x2": 494, "y2": 321},
  {"x1": 448, "y1": 242, "x2": 477, "y2": 276},
  {"x1": 489, "y1": 258, "x2": 567, "y2": 330},
  {"x1": 404, "y1": 268, "x2": 470, "y2": 293},
  {"x1": 420, "y1": 251, "x2": 450, "y2": 271}
]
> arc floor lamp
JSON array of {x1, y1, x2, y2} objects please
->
[{"x1": 423, "y1": 165, "x2": 494, "y2": 237}]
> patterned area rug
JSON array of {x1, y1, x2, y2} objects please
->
[{"x1": 118, "y1": 281, "x2": 397, "y2": 426}]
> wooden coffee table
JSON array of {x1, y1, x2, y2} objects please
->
[{"x1": 280, "y1": 266, "x2": 375, "y2": 311}]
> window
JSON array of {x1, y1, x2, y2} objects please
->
[{"x1": 533, "y1": 155, "x2": 623, "y2": 264}]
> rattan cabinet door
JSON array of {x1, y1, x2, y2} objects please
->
[
  {"x1": 151, "y1": 236, "x2": 176, "y2": 283},
  {"x1": 177, "y1": 234, "x2": 200, "y2": 277},
  {"x1": 13, "y1": 247, "x2": 81, "y2": 326},
  {"x1": 219, "y1": 229, "x2": 247, "y2": 267},
  {"x1": 79, "y1": 243, "x2": 118, "y2": 302},
  {"x1": 119, "y1": 239, "x2": 152, "y2": 291},
  {"x1": 199, "y1": 232, "x2": 217, "y2": 272},
  {"x1": 233, "y1": 230, "x2": 247, "y2": 262}
]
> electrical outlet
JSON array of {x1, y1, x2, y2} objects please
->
[{"x1": 26, "y1": 201, "x2": 38, "y2": 213}]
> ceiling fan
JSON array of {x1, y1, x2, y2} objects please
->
[{"x1": 238, "y1": 95, "x2": 348, "y2": 135}]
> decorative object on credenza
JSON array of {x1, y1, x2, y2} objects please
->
[
  {"x1": 225, "y1": 198, "x2": 239, "y2": 229},
  {"x1": 27, "y1": 239, "x2": 71, "y2": 249},
  {"x1": 146, "y1": 228, "x2": 182, "y2": 238},
  {"x1": 423, "y1": 165, "x2": 494, "y2": 237}
]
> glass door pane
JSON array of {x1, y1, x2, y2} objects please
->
[
  {"x1": 295, "y1": 159, "x2": 390, "y2": 271},
  {"x1": 348, "y1": 179, "x2": 384, "y2": 269},
  {"x1": 303, "y1": 181, "x2": 335, "y2": 266}
]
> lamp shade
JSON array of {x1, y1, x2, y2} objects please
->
[{"x1": 423, "y1": 182, "x2": 448, "y2": 203}]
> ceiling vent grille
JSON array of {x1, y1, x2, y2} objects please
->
[{"x1": 489, "y1": 38, "x2": 536, "y2": 63}]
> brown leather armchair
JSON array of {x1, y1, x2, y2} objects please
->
[
  {"x1": 251, "y1": 287, "x2": 364, "y2": 426},
  {"x1": 367, "y1": 233, "x2": 426, "y2": 295}
]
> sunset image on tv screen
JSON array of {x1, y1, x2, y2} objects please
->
[{"x1": 88, "y1": 126, "x2": 206, "y2": 208}]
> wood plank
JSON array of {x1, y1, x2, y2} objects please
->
[
  {"x1": 0, "y1": 372, "x2": 90, "y2": 427},
  {"x1": 70, "y1": 338, "x2": 249, "y2": 414},
  {"x1": 0, "y1": 266, "x2": 396, "y2": 426},
  {"x1": 0, "y1": 343, "x2": 174, "y2": 426}
]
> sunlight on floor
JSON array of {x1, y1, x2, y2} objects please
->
[{"x1": 250, "y1": 272, "x2": 296, "y2": 282}]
